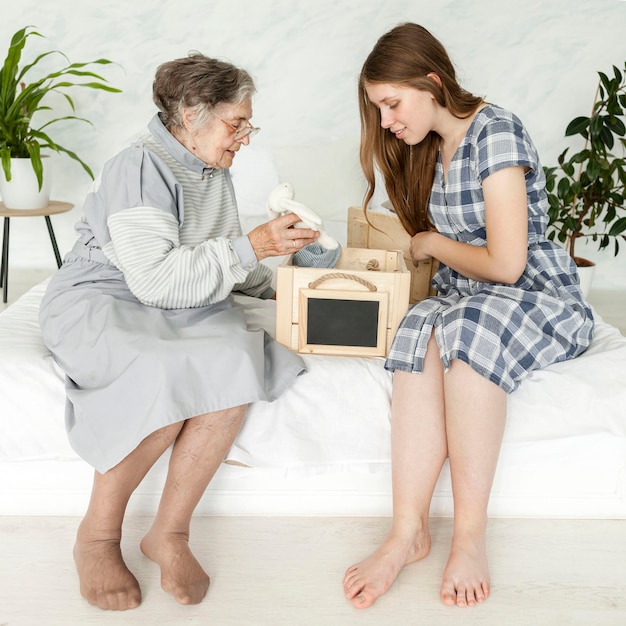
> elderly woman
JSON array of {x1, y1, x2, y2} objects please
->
[{"x1": 39, "y1": 53, "x2": 318, "y2": 611}]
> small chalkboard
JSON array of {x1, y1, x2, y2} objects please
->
[{"x1": 298, "y1": 288, "x2": 388, "y2": 356}]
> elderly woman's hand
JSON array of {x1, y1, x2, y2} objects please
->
[{"x1": 248, "y1": 212, "x2": 320, "y2": 260}]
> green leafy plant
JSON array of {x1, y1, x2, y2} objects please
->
[
  {"x1": 0, "y1": 26, "x2": 121, "y2": 190},
  {"x1": 544, "y1": 62, "x2": 626, "y2": 263}
]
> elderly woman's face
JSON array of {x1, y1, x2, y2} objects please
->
[{"x1": 185, "y1": 99, "x2": 254, "y2": 169}]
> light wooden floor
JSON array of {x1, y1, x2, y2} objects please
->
[
  {"x1": 1, "y1": 515, "x2": 625, "y2": 625},
  {"x1": 1, "y1": 270, "x2": 626, "y2": 625}
]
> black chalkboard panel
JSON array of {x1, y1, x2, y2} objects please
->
[
  {"x1": 298, "y1": 288, "x2": 388, "y2": 357},
  {"x1": 306, "y1": 297, "x2": 379, "y2": 347}
]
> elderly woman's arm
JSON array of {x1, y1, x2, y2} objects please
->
[{"x1": 105, "y1": 206, "x2": 272, "y2": 308}]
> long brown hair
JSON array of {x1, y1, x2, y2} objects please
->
[{"x1": 359, "y1": 23, "x2": 484, "y2": 235}]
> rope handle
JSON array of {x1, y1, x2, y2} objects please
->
[{"x1": 308, "y1": 272, "x2": 378, "y2": 292}]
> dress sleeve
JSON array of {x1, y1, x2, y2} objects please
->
[{"x1": 475, "y1": 114, "x2": 538, "y2": 182}]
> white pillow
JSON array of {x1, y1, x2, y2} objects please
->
[
  {"x1": 272, "y1": 137, "x2": 367, "y2": 222},
  {"x1": 229, "y1": 144, "x2": 280, "y2": 217}
]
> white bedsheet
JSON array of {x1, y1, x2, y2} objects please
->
[{"x1": 1, "y1": 280, "x2": 626, "y2": 518}]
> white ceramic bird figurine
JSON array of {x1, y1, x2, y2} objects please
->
[{"x1": 266, "y1": 182, "x2": 339, "y2": 250}]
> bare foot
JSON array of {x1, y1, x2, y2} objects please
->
[
  {"x1": 440, "y1": 531, "x2": 490, "y2": 607},
  {"x1": 73, "y1": 522, "x2": 141, "y2": 610},
  {"x1": 343, "y1": 527, "x2": 431, "y2": 609},
  {"x1": 140, "y1": 529, "x2": 210, "y2": 605}
]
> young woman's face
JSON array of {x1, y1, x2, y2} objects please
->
[
  {"x1": 185, "y1": 99, "x2": 254, "y2": 169},
  {"x1": 365, "y1": 82, "x2": 438, "y2": 145}
]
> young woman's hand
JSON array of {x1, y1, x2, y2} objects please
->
[{"x1": 409, "y1": 231, "x2": 436, "y2": 265}]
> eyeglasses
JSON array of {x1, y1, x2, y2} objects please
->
[{"x1": 210, "y1": 111, "x2": 260, "y2": 141}]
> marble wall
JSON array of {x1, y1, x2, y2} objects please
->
[{"x1": 2, "y1": 0, "x2": 625, "y2": 287}]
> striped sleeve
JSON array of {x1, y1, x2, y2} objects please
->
[{"x1": 104, "y1": 206, "x2": 256, "y2": 309}]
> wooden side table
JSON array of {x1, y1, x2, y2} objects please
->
[{"x1": 0, "y1": 200, "x2": 74, "y2": 303}]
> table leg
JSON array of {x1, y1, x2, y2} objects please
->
[
  {"x1": 1, "y1": 217, "x2": 9, "y2": 303},
  {"x1": 44, "y1": 215, "x2": 62, "y2": 268}
]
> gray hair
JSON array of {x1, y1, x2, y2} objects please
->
[{"x1": 153, "y1": 52, "x2": 256, "y2": 131}]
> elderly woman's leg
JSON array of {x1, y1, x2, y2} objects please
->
[
  {"x1": 140, "y1": 405, "x2": 246, "y2": 605},
  {"x1": 74, "y1": 421, "x2": 185, "y2": 610}
]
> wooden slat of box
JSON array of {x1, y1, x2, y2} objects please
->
[
  {"x1": 275, "y1": 247, "x2": 410, "y2": 357},
  {"x1": 347, "y1": 206, "x2": 438, "y2": 304}
]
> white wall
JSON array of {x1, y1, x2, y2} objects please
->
[{"x1": 2, "y1": 0, "x2": 625, "y2": 288}]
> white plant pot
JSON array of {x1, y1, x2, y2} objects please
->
[{"x1": 0, "y1": 157, "x2": 51, "y2": 209}]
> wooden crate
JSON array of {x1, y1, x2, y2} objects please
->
[
  {"x1": 276, "y1": 247, "x2": 410, "y2": 357},
  {"x1": 347, "y1": 206, "x2": 439, "y2": 304}
]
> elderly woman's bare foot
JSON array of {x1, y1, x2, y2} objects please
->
[
  {"x1": 343, "y1": 527, "x2": 431, "y2": 609},
  {"x1": 440, "y1": 530, "x2": 491, "y2": 607},
  {"x1": 140, "y1": 529, "x2": 210, "y2": 605},
  {"x1": 73, "y1": 522, "x2": 141, "y2": 610}
]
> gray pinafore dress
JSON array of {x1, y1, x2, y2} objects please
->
[{"x1": 39, "y1": 115, "x2": 305, "y2": 473}]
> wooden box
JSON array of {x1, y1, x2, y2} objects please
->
[
  {"x1": 347, "y1": 206, "x2": 439, "y2": 304},
  {"x1": 276, "y1": 247, "x2": 410, "y2": 357}
]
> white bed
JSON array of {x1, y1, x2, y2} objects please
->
[
  {"x1": 1, "y1": 275, "x2": 626, "y2": 519},
  {"x1": 2, "y1": 141, "x2": 626, "y2": 519}
]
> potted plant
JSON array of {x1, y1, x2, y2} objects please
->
[
  {"x1": 544, "y1": 61, "x2": 626, "y2": 294},
  {"x1": 0, "y1": 26, "x2": 121, "y2": 208}
]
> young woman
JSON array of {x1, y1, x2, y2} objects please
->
[{"x1": 343, "y1": 22, "x2": 594, "y2": 609}]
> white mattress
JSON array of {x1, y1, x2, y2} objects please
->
[{"x1": 1, "y1": 280, "x2": 625, "y2": 518}]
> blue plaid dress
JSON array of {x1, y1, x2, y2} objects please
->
[{"x1": 385, "y1": 105, "x2": 594, "y2": 393}]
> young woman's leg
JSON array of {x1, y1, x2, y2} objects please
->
[
  {"x1": 74, "y1": 421, "x2": 184, "y2": 610},
  {"x1": 140, "y1": 405, "x2": 246, "y2": 605},
  {"x1": 343, "y1": 333, "x2": 448, "y2": 608},
  {"x1": 439, "y1": 359, "x2": 506, "y2": 607}
]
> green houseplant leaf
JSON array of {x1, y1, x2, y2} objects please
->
[
  {"x1": 544, "y1": 62, "x2": 626, "y2": 263},
  {"x1": 0, "y1": 26, "x2": 121, "y2": 191}
]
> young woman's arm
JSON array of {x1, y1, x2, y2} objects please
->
[{"x1": 409, "y1": 165, "x2": 528, "y2": 284}]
